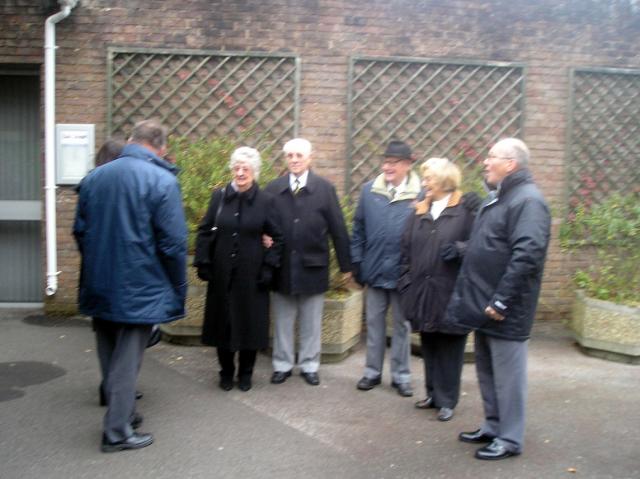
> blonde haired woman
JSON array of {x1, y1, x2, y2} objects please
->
[{"x1": 398, "y1": 157, "x2": 479, "y2": 421}]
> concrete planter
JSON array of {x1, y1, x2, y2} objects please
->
[
  {"x1": 320, "y1": 289, "x2": 364, "y2": 362},
  {"x1": 160, "y1": 262, "x2": 207, "y2": 346},
  {"x1": 571, "y1": 289, "x2": 640, "y2": 365},
  {"x1": 161, "y1": 262, "x2": 364, "y2": 363}
]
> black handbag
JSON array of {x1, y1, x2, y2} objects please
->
[{"x1": 193, "y1": 188, "x2": 226, "y2": 279}]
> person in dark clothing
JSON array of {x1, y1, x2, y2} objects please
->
[
  {"x1": 74, "y1": 119, "x2": 188, "y2": 453},
  {"x1": 94, "y1": 137, "x2": 124, "y2": 167},
  {"x1": 398, "y1": 157, "x2": 478, "y2": 421},
  {"x1": 447, "y1": 138, "x2": 551, "y2": 460},
  {"x1": 85, "y1": 137, "x2": 149, "y2": 408},
  {"x1": 265, "y1": 138, "x2": 352, "y2": 386},
  {"x1": 194, "y1": 147, "x2": 283, "y2": 392}
]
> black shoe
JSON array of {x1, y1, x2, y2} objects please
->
[
  {"x1": 437, "y1": 407, "x2": 454, "y2": 422},
  {"x1": 300, "y1": 371, "x2": 320, "y2": 386},
  {"x1": 101, "y1": 433, "x2": 153, "y2": 453},
  {"x1": 475, "y1": 440, "x2": 520, "y2": 460},
  {"x1": 270, "y1": 370, "x2": 292, "y2": 384},
  {"x1": 391, "y1": 381, "x2": 413, "y2": 397},
  {"x1": 219, "y1": 377, "x2": 233, "y2": 391},
  {"x1": 414, "y1": 397, "x2": 436, "y2": 409},
  {"x1": 356, "y1": 376, "x2": 381, "y2": 391},
  {"x1": 131, "y1": 412, "x2": 143, "y2": 429},
  {"x1": 100, "y1": 387, "x2": 143, "y2": 407},
  {"x1": 459, "y1": 429, "x2": 496, "y2": 444},
  {"x1": 238, "y1": 375, "x2": 252, "y2": 392}
]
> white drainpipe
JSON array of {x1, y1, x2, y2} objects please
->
[{"x1": 44, "y1": 0, "x2": 78, "y2": 296}]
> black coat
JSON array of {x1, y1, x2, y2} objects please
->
[
  {"x1": 194, "y1": 183, "x2": 283, "y2": 350},
  {"x1": 446, "y1": 169, "x2": 551, "y2": 341},
  {"x1": 398, "y1": 191, "x2": 475, "y2": 335},
  {"x1": 264, "y1": 171, "x2": 351, "y2": 295}
]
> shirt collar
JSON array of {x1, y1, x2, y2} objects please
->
[
  {"x1": 290, "y1": 170, "x2": 309, "y2": 189},
  {"x1": 387, "y1": 176, "x2": 407, "y2": 194}
]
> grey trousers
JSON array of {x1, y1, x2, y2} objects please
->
[
  {"x1": 363, "y1": 287, "x2": 411, "y2": 384},
  {"x1": 272, "y1": 292, "x2": 325, "y2": 373},
  {"x1": 475, "y1": 331, "x2": 528, "y2": 453},
  {"x1": 94, "y1": 319, "x2": 151, "y2": 442}
]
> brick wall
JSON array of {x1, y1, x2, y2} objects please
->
[{"x1": 1, "y1": 0, "x2": 639, "y2": 316}]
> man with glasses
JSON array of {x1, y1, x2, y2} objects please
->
[
  {"x1": 447, "y1": 138, "x2": 551, "y2": 460},
  {"x1": 351, "y1": 140, "x2": 423, "y2": 397}
]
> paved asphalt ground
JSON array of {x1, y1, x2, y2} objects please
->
[{"x1": 1, "y1": 308, "x2": 638, "y2": 479}]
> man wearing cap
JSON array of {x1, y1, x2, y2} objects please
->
[
  {"x1": 351, "y1": 140, "x2": 422, "y2": 397},
  {"x1": 265, "y1": 138, "x2": 352, "y2": 386}
]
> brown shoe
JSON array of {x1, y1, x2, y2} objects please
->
[{"x1": 414, "y1": 397, "x2": 436, "y2": 409}]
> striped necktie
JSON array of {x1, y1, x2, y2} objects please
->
[
  {"x1": 389, "y1": 187, "x2": 396, "y2": 200},
  {"x1": 293, "y1": 178, "x2": 301, "y2": 195}
]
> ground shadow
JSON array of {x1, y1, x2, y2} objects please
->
[{"x1": 0, "y1": 361, "x2": 66, "y2": 403}]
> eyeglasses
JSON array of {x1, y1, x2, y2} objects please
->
[{"x1": 486, "y1": 155, "x2": 514, "y2": 161}]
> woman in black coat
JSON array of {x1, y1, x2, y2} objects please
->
[
  {"x1": 194, "y1": 147, "x2": 283, "y2": 392},
  {"x1": 398, "y1": 157, "x2": 477, "y2": 421}
]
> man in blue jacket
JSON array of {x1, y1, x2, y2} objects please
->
[
  {"x1": 447, "y1": 138, "x2": 551, "y2": 460},
  {"x1": 352, "y1": 140, "x2": 422, "y2": 397},
  {"x1": 74, "y1": 119, "x2": 187, "y2": 452}
]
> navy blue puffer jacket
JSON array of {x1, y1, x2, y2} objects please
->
[
  {"x1": 351, "y1": 171, "x2": 422, "y2": 289},
  {"x1": 73, "y1": 143, "x2": 188, "y2": 324}
]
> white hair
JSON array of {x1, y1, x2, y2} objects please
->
[
  {"x1": 283, "y1": 138, "x2": 312, "y2": 156},
  {"x1": 495, "y1": 138, "x2": 530, "y2": 168},
  {"x1": 229, "y1": 146, "x2": 261, "y2": 180}
]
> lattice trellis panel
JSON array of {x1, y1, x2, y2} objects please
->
[
  {"x1": 107, "y1": 48, "x2": 300, "y2": 163},
  {"x1": 346, "y1": 56, "x2": 525, "y2": 195},
  {"x1": 568, "y1": 68, "x2": 640, "y2": 208}
]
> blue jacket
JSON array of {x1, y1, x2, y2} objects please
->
[
  {"x1": 73, "y1": 143, "x2": 188, "y2": 324},
  {"x1": 351, "y1": 171, "x2": 422, "y2": 289}
]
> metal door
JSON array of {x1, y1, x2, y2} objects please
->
[{"x1": 0, "y1": 71, "x2": 42, "y2": 303}]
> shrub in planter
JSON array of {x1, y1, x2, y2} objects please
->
[
  {"x1": 170, "y1": 136, "x2": 278, "y2": 250},
  {"x1": 561, "y1": 193, "x2": 640, "y2": 306},
  {"x1": 561, "y1": 192, "x2": 640, "y2": 363}
]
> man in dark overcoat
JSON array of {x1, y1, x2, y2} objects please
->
[
  {"x1": 447, "y1": 138, "x2": 551, "y2": 460},
  {"x1": 74, "y1": 119, "x2": 187, "y2": 452},
  {"x1": 265, "y1": 138, "x2": 352, "y2": 386}
]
